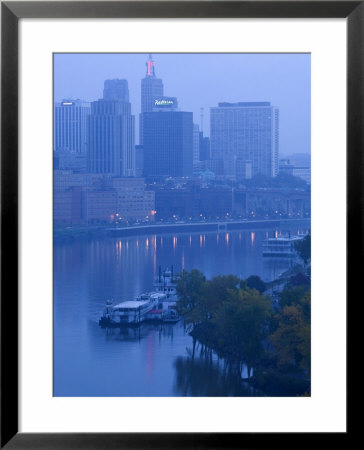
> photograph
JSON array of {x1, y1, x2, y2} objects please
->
[{"x1": 53, "y1": 52, "x2": 311, "y2": 397}]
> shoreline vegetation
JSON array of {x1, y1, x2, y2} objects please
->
[{"x1": 176, "y1": 234, "x2": 311, "y2": 397}]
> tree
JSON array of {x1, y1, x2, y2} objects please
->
[
  {"x1": 294, "y1": 233, "x2": 311, "y2": 266},
  {"x1": 245, "y1": 275, "x2": 267, "y2": 293},
  {"x1": 176, "y1": 269, "x2": 206, "y2": 326},
  {"x1": 215, "y1": 288, "x2": 272, "y2": 376},
  {"x1": 290, "y1": 272, "x2": 310, "y2": 287},
  {"x1": 177, "y1": 271, "x2": 240, "y2": 326},
  {"x1": 278, "y1": 286, "x2": 307, "y2": 309},
  {"x1": 270, "y1": 290, "x2": 311, "y2": 373},
  {"x1": 202, "y1": 275, "x2": 240, "y2": 319}
]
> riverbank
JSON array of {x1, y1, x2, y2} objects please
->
[
  {"x1": 54, "y1": 217, "x2": 310, "y2": 241},
  {"x1": 54, "y1": 222, "x2": 310, "y2": 396},
  {"x1": 176, "y1": 267, "x2": 311, "y2": 397},
  {"x1": 187, "y1": 323, "x2": 310, "y2": 397}
]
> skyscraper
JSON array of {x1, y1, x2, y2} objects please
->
[
  {"x1": 87, "y1": 80, "x2": 135, "y2": 177},
  {"x1": 140, "y1": 54, "x2": 164, "y2": 144},
  {"x1": 54, "y1": 99, "x2": 90, "y2": 153},
  {"x1": 199, "y1": 133, "x2": 210, "y2": 161},
  {"x1": 143, "y1": 110, "x2": 193, "y2": 177},
  {"x1": 103, "y1": 79, "x2": 130, "y2": 102},
  {"x1": 210, "y1": 102, "x2": 279, "y2": 179},
  {"x1": 193, "y1": 124, "x2": 200, "y2": 169}
]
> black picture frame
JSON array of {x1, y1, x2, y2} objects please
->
[{"x1": 1, "y1": 1, "x2": 357, "y2": 448}]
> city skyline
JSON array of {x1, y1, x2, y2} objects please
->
[
  {"x1": 54, "y1": 53, "x2": 311, "y2": 155},
  {"x1": 53, "y1": 53, "x2": 311, "y2": 227}
]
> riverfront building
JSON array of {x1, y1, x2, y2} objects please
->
[
  {"x1": 154, "y1": 186, "x2": 233, "y2": 220},
  {"x1": 54, "y1": 171, "x2": 155, "y2": 225},
  {"x1": 210, "y1": 102, "x2": 279, "y2": 180},
  {"x1": 111, "y1": 177, "x2": 155, "y2": 222},
  {"x1": 279, "y1": 159, "x2": 311, "y2": 185},
  {"x1": 143, "y1": 110, "x2": 193, "y2": 178},
  {"x1": 87, "y1": 80, "x2": 135, "y2": 177},
  {"x1": 233, "y1": 187, "x2": 310, "y2": 218},
  {"x1": 151, "y1": 183, "x2": 310, "y2": 221},
  {"x1": 54, "y1": 99, "x2": 90, "y2": 153}
]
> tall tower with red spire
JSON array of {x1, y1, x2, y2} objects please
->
[
  {"x1": 140, "y1": 54, "x2": 164, "y2": 144},
  {"x1": 145, "y1": 53, "x2": 155, "y2": 77}
]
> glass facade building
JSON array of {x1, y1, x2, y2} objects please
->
[
  {"x1": 103, "y1": 79, "x2": 130, "y2": 102},
  {"x1": 143, "y1": 111, "x2": 193, "y2": 177},
  {"x1": 87, "y1": 80, "x2": 135, "y2": 177},
  {"x1": 193, "y1": 123, "x2": 200, "y2": 168},
  {"x1": 54, "y1": 99, "x2": 90, "y2": 153},
  {"x1": 210, "y1": 102, "x2": 279, "y2": 179}
]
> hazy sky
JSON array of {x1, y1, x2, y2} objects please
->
[{"x1": 54, "y1": 53, "x2": 310, "y2": 154}]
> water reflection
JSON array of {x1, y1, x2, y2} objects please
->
[
  {"x1": 251, "y1": 231, "x2": 255, "y2": 246},
  {"x1": 173, "y1": 343, "x2": 262, "y2": 397},
  {"x1": 102, "y1": 323, "x2": 177, "y2": 343},
  {"x1": 54, "y1": 221, "x2": 310, "y2": 396}
]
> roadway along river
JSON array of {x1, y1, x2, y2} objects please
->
[{"x1": 53, "y1": 220, "x2": 309, "y2": 396}]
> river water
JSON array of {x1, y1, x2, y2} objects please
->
[{"x1": 54, "y1": 221, "x2": 309, "y2": 396}]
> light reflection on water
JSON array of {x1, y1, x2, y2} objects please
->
[{"x1": 54, "y1": 224, "x2": 309, "y2": 396}]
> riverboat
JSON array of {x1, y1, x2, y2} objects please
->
[
  {"x1": 162, "y1": 309, "x2": 180, "y2": 323},
  {"x1": 153, "y1": 266, "x2": 178, "y2": 300},
  {"x1": 99, "y1": 267, "x2": 180, "y2": 327},
  {"x1": 99, "y1": 292, "x2": 167, "y2": 326},
  {"x1": 262, "y1": 234, "x2": 305, "y2": 257}
]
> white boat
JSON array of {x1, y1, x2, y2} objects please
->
[
  {"x1": 99, "y1": 292, "x2": 167, "y2": 326},
  {"x1": 153, "y1": 266, "x2": 178, "y2": 301},
  {"x1": 99, "y1": 267, "x2": 180, "y2": 327},
  {"x1": 262, "y1": 234, "x2": 305, "y2": 257}
]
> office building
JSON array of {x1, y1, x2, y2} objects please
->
[
  {"x1": 199, "y1": 133, "x2": 210, "y2": 161},
  {"x1": 103, "y1": 79, "x2": 129, "y2": 102},
  {"x1": 87, "y1": 80, "x2": 135, "y2": 177},
  {"x1": 53, "y1": 150, "x2": 87, "y2": 172},
  {"x1": 111, "y1": 178, "x2": 155, "y2": 221},
  {"x1": 279, "y1": 159, "x2": 311, "y2": 185},
  {"x1": 140, "y1": 54, "x2": 164, "y2": 144},
  {"x1": 54, "y1": 172, "x2": 155, "y2": 225},
  {"x1": 141, "y1": 54, "x2": 164, "y2": 112},
  {"x1": 54, "y1": 99, "x2": 90, "y2": 153},
  {"x1": 154, "y1": 185, "x2": 233, "y2": 220},
  {"x1": 135, "y1": 145, "x2": 144, "y2": 177},
  {"x1": 210, "y1": 102, "x2": 279, "y2": 179},
  {"x1": 233, "y1": 187, "x2": 310, "y2": 218},
  {"x1": 143, "y1": 110, "x2": 193, "y2": 177},
  {"x1": 193, "y1": 124, "x2": 200, "y2": 168}
]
